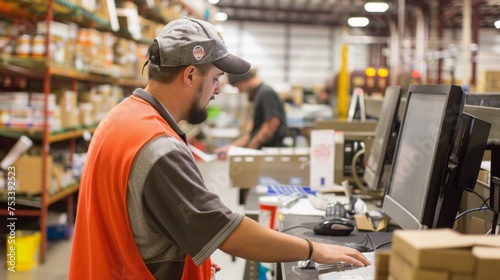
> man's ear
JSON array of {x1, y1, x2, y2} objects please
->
[{"x1": 183, "y1": 65, "x2": 197, "y2": 87}]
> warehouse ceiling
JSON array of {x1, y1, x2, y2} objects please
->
[{"x1": 214, "y1": 0, "x2": 500, "y2": 36}]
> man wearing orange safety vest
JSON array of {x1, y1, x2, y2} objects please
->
[{"x1": 69, "y1": 17, "x2": 370, "y2": 280}]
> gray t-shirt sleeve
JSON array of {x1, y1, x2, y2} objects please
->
[{"x1": 142, "y1": 140, "x2": 243, "y2": 266}]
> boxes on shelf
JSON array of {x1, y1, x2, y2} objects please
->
[
  {"x1": 36, "y1": 21, "x2": 75, "y2": 64},
  {"x1": 6, "y1": 230, "x2": 41, "y2": 271},
  {"x1": 54, "y1": 90, "x2": 80, "y2": 128},
  {"x1": 13, "y1": 154, "x2": 55, "y2": 194}
]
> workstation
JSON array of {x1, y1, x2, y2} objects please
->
[
  {"x1": 3, "y1": 0, "x2": 500, "y2": 279},
  {"x1": 230, "y1": 85, "x2": 500, "y2": 280}
]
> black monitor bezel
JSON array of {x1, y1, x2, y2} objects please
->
[
  {"x1": 363, "y1": 85, "x2": 403, "y2": 192},
  {"x1": 382, "y1": 84, "x2": 465, "y2": 230}
]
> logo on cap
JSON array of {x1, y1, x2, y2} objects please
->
[
  {"x1": 217, "y1": 31, "x2": 225, "y2": 45},
  {"x1": 193, "y1": 45, "x2": 205, "y2": 60}
]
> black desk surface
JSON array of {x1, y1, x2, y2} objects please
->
[
  {"x1": 278, "y1": 214, "x2": 394, "y2": 280},
  {"x1": 243, "y1": 187, "x2": 396, "y2": 280}
]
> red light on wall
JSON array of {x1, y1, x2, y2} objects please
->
[{"x1": 411, "y1": 70, "x2": 420, "y2": 79}]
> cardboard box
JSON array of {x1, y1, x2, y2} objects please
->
[
  {"x1": 228, "y1": 147, "x2": 310, "y2": 188},
  {"x1": 392, "y1": 229, "x2": 476, "y2": 274},
  {"x1": 450, "y1": 274, "x2": 475, "y2": 280},
  {"x1": 228, "y1": 138, "x2": 345, "y2": 189},
  {"x1": 472, "y1": 246, "x2": 500, "y2": 279},
  {"x1": 13, "y1": 155, "x2": 53, "y2": 194},
  {"x1": 389, "y1": 252, "x2": 448, "y2": 280},
  {"x1": 374, "y1": 251, "x2": 390, "y2": 279},
  {"x1": 392, "y1": 229, "x2": 500, "y2": 280}
]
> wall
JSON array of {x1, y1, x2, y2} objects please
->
[
  {"x1": 217, "y1": 21, "x2": 369, "y2": 90},
  {"x1": 218, "y1": 20, "x2": 500, "y2": 92}
]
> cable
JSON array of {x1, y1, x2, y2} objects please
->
[
  {"x1": 280, "y1": 225, "x2": 313, "y2": 233},
  {"x1": 351, "y1": 149, "x2": 385, "y2": 200},
  {"x1": 364, "y1": 233, "x2": 374, "y2": 251},
  {"x1": 375, "y1": 242, "x2": 392, "y2": 250},
  {"x1": 464, "y1": 187, "x2": 500, "y2": 235},
  {"x1": 465, "y1": 187, "x2": 500, "y2": 215},
  {"x1": 455, "y1": 206, "x2": 489, "y2": 220},
  {"x1": 492, "y1": 213, "x2": 499, "y2": 235},
  {"x1": 351, "y1": 149, "x2": 367, "y2": 193}
]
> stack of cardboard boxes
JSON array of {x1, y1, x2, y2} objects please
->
[{"x1": 374, "y1": 229, "x2": 500, "y2": 280}]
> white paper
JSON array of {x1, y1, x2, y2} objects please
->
[
  {"x1": 309, "y1": 130, "x2": 335, "y2": 191},
  {"x1": 188, "y1": 144, "x2": 218, "y2": 162}
]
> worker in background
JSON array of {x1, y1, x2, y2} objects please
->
[
  {"x1": 214, "y1": 69, "x2": 288, "y2": 159},
  {"x1": 69, "y1": 17, "x2": 370, "y2": 280}
]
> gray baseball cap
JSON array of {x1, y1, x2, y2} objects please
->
[{"x1": 151, "y1": 17, "x2": 251, "y2": 75}]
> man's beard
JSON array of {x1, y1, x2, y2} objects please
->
[{"x1": 187, "y1": 81, "x2": 208, "y2": 125}]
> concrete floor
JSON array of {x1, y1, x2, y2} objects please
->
[{"x1": 1, "y1": 160, "x2": 247, "y2": 280}]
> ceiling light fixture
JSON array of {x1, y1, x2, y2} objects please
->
[
  {"x1": 364, "y1": 2, "x2": 389, "y2": 13},
  {"x1": 348, "y1": 17, "x2": 369, "y2": 27},
  {"x1": 208, "y1": 0, "x2": 220, "y2": 4},
  {"x1": 495, "y1": 20, "x2": 500, "y2": 29},
  {"x1": 214, "y1": 12, "x2": 228, "y2": 22}
]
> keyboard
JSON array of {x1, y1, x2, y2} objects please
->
[
  {"x1": 307, "y1": 194, "x2": 350, "y2": 210},
  {"x1": 316, "y1": 252, "x2": 375, "y2": 280}
]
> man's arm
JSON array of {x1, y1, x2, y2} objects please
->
[
  {"x1": 246, "y1": 116, "x2": 281, "y2": 149},
  {"x1": 214, "y1": 120, "x2": 253, "y2": 159},
  {"x1": 219, "y1": 216, "x2": 371, "y2": 266}
]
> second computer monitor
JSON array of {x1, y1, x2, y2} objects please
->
[
  {"x1": 363, "y1": 86, "x2": 403, "y2": 192},
  {"x1": 382, "y1": 84, "x2": 465, "y2": 230},
  {"x1": 465, "y1": 92, "x2": 500, "y2": 108}
]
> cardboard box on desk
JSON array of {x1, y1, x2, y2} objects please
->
[
  {"x1": 389, "y1": 252, "x2": 449, "y2": 280},
  {"x1": 472, "y1": 246, "x2": 500, "y2": 279},
  {"x1": 392, "y1": 229, "x2": 476, "y2": 274},
  {"x1": 228, "y1": 147, "x2": 310, "y2": 188},
  {"x1": 391, "y1": 229, "x2": 500, "y2": 279}
]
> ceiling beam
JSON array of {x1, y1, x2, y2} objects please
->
[{"x1": 441, "y1": 0, "x2": 484, "y2": 21}]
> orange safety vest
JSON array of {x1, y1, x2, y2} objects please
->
[{"x1": 69, "y1": 95, "x2": 211, "y2": 279}]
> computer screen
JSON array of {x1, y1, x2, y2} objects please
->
[
  {"x1": 382, "y1": 85, "x2": 465, "y2": 230},
  {"x1": 465, "y1": 92, "x2": 500, "y2": 108},
  {"x1": 363, "y1": 86, "x2": 403, "y2": 192}
]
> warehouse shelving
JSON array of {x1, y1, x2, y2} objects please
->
[{"x1": 0, "y1": 0, "x2": 211, "y2": 263}]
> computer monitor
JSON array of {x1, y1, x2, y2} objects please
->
[
  {"x1": 347, "y1": 87, "x2": 366, "y2": 121},
  {"x1": 465, "y1": 92, "x2": 500, "y2": 108},
  {"x1": 363, "y1": 86, "x2": 403, "y2": 193},
  {"x1": 382, "y1": 84, "x2": 468, "y2": 230}
]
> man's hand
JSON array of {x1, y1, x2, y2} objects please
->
[
  {"x1": 213, "y1": 146, "x2": 229, "y2": 160},
  {"x1": 312, "y1": 242, "x2": 371, "y2": 267}
]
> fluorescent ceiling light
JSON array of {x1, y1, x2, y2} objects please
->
[
  {"x1": 364, "y1": 2, "x2": 389, "y2": 12},
  {"x1": 208, "y1": 0, "x2": 220, "y2": 4},
  {"x1": 495, "y1": 20, "x2": 500, "y2": 29},
  {"x1": 214, "y1": 12, "x2": 228, "y2": 21},
  {"x1": 348, "y1": 17, "x2": 369, "y2": 27}
]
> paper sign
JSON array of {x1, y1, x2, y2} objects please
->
[{"x1": 310, "y1": 129, "x2": 335, "y2": 191}]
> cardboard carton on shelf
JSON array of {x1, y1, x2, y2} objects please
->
[{"x1": 12, "y1": 154, "x2": 55, "y2": 194}]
